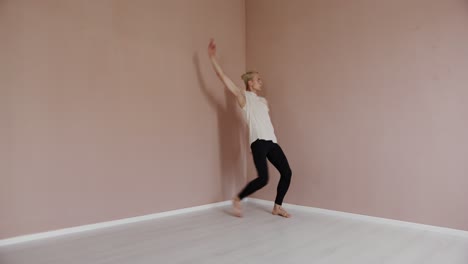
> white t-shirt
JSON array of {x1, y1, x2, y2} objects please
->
[{"x1": 242, "y1": 91, "x2": 278, "y2": 145}]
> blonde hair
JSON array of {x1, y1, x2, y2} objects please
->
[{"x1": 241, "y1": 71, "x2": 259, "y2": 91}]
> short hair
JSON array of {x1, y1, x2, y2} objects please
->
[{"x1": 241, "y1": 71, "x2": 259, "y2": 90}]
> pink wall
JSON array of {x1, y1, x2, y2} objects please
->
[
  {"x1": 0, "y1": 0, "x2": 246, "y2": 239},
  {"x1": 2, "y1": 0, "x2": 467, "y2": 240},
  {"x1": 246, "y1": 0, "x2": 468, "y2": 231}
]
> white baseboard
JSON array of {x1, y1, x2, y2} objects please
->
[
  {"x1": 248, "y1": 198, "x2": 468, "y2": 238},
  {"x1": 0, "y1": 200, "x2": 231, "y2": 247}
]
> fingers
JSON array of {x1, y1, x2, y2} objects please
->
[
  {"x1": 209, "y1": 38, "x2": 216, "y2": 48},
  {"x1": 208, "y1": 38, "x2": 217, "y2": 56}
]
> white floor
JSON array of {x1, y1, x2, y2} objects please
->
[{"x1": 1, "y1": 202, "x2": 468, "y2": 264}]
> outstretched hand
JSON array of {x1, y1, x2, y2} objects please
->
[{"x1": 208, "y1": 38, "x2": 217, "y2": 57}]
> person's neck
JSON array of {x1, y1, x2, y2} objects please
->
[{"x1": 248, "y1": 89, "x2": 258, "y2": 95}]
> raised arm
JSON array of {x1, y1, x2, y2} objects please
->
[{"x1": 208, "y1": 39, "x2": 246, "y2": 108}]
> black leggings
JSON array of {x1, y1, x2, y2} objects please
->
[{"x1": 238, "y1": 139, "x2": 292, "y2": 205}]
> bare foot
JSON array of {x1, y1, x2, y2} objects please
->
[
  {"x1": 272, "y1": 204, "x2": 291, "y2": 218},
  {"x1": 232, "y1": 197, "x2": 242, "y2": 217}
]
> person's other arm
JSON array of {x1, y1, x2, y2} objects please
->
[{"x1": 208, "y1": 39, "x2": 246, "y2": 108}]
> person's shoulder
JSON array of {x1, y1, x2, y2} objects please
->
[
  {"x1": 244, "y1": 91, "x2": 256, "y2": 101},
  {"x1": 242, "y1": 91, "x2": 253, "y2": 110}
]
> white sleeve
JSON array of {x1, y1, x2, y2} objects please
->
[{"x1": 242, "y1": 92, "x2": 251, "y2": 111}]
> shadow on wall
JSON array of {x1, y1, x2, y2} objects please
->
[{"x1": 193, "y1": 53, "x2": 247, "y2": 200}]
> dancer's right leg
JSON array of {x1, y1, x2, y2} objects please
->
[
  {"x1": 233, "y1": 140, "x2": 270, "y2": 216},
  {"x1": 237, "y1": 140, "x2": 270, "y2": 200}
]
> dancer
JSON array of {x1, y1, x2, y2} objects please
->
[{"x1": 208, "y1": 39, "x2": 292, "y2": 218}]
